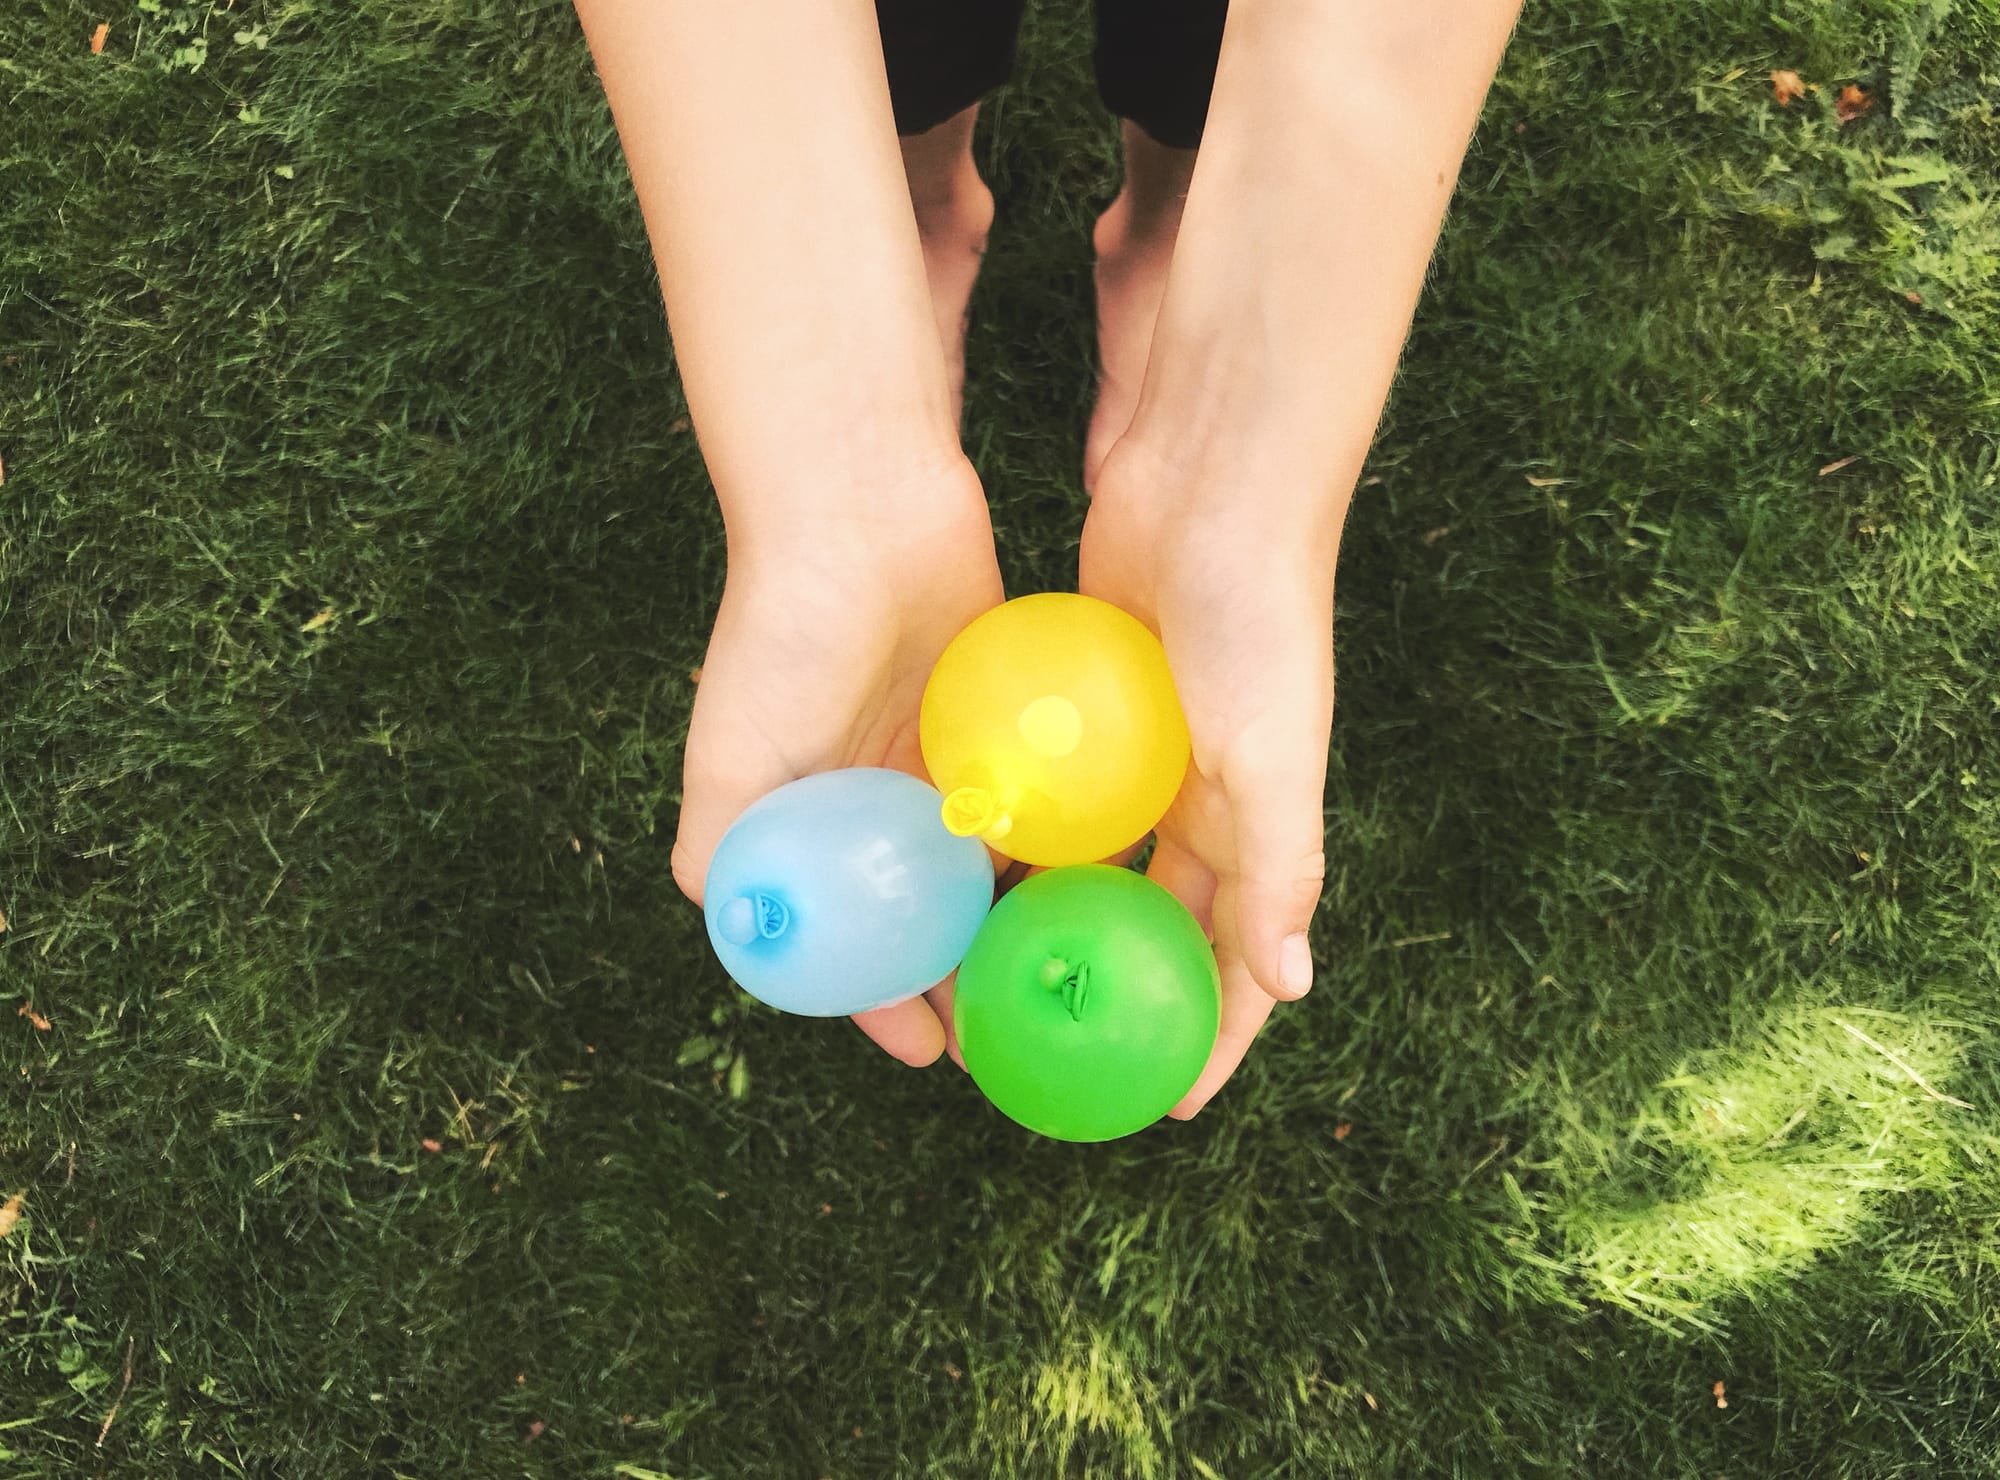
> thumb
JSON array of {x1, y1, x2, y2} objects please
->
[
  {"x1": 670, "y1": 668, "x2": 796, "y2": 907},
  {"x1": 1224, "y1": 708, "x2": 1332, "y2": 1004}
]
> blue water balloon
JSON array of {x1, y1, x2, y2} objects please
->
[{"x1": 702, "y1": 768, "x2": 996, "y2": 1016}]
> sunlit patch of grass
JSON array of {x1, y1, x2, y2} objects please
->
[
  {"x1": 1552, "y1": 1006, "x2": 1972, "y2": 1330},
  {"x1": 1013, "y1": 1327, "x2": 1170, "y2": 1479}
]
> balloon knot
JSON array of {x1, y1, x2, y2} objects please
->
[
  {"x1": 941, "y1": 786, "x2": 1011, "y2": 842},
  {"x1": 754, "y1": 892, "x2": 790, "y2": 939},
  {"x1": 1040, "y1": 957, "x2": 1089, "y2": 1021},
  {"x1": 719, "y1": 892, "x2": 788, "y2": 946}
]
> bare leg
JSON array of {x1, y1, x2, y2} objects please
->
[
  {"x1": 898, "y1": 105, "x2": 994, "y2": 421},
  {"x1": 1085, "y1": 120, "x2": 1198, "y2": 489}
]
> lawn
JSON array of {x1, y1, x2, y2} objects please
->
[{"x1": 4, "y1": 0, "x2": 1999, "y2": 1474}]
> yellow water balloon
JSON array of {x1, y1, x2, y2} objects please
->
[{"x1": 920, "y1": 593, "x2": 1191, "y2": 866}]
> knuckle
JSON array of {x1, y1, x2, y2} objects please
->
[{"x1": 670, "y1": 841, "x2": 706, "y2": 905}]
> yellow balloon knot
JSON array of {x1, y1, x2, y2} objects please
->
[{"x1": 941, "y1": 787, "x2": 1012, "y2": 841}]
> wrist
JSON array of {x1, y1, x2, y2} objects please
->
[
  {"x1": 1092, "y1": 429, "x2": 1351, "y2": 581},
  {"x1": 1112, "y1": 359, "x2": 1364, "y2": 546},
  {"x1": 720, "y1": 438, "x2": 989, "y2": 573},
  {"x1": 1125, "y1": 356, "x2": 1373, "y2": 496}
]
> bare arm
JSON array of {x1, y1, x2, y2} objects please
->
[
  {"x1": 575, "y1": 1, "x2": 1003, "y2": 1070},
  {"x1": 1131, "y1": 0, "x2": 1524, "y2": 531},
  {"x1": 572, "y1": 0, "x2": 966, "y2": 545},
  {"x1": 1084, "y1": 0, "x2": 1521, "y2": 1116}
]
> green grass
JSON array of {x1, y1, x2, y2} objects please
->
[{"x1": 4, "y1": 0, "x2": 1999, "y2": 1473}]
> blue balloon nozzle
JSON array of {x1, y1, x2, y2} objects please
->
[{"x1": 719, "y1": 892, "x2": 790, "y2": 946}]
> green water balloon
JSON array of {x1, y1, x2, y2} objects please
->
[{"x1": 953, "y1": 865, "x2": 1220, "y2": 1142}]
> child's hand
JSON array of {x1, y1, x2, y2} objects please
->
[
  {"x1": 577, "y1": 1, "x2": 998, "y2": 1070},
  {"x1": 1067, "y1": 0, "x2": 1519, "y2": 1117},
  {"x1": 1080, "y1": 439, "x2": 1337, "y2": 1119},
  {"x1": 672, "y1": 455, "x2": 1003, "y2": 1070}
]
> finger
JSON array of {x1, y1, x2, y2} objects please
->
[
  {"x1": 994, "y1": 857, "x2": 1035, "y2": 898},
  {"x1": 851, "y1": 995, "x2": 947, "y2": 1067},
  {"x1": 1100, "y1": 837, "x2": 1149, "y2": 870},
  {"x1": 924, "y1": 975, "x2": 965, "y2": 1070},
  {"x1": 670, "y1": 672, "x2": 796, "y2": 907},
  {"x1": 1225, "y1": 735, "x2": 1330, "y2": 1003},
  {"x1": 1167, "y1": 956, "x2": 1277, "y2": 1120},
  {"x1": 1144, "y1": 834, "x2": 1216, "y2": 938}
]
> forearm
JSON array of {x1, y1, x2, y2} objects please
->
[
  {"x1": 573, "y1": 0, "x2": 962, "y2": 541},
  {"x1": 1128, "y1": 0, "x2": 1522, "y2": 538}
]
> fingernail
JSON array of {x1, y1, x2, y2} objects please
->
[{"x1": 1279, "y1": 933, "x2": 1314, "y2": 998}]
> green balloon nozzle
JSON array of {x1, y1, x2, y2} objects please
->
[
  {"x1": 1038, "y1": 956, "x2": 1090, "y2": 1022},
  {"x1": 719, "y1": 892, "x2": 789, "y2": 946},
  {"x1": 940, "y1": 786, "x2": 1013, "y2": 843}
]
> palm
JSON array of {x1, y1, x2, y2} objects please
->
[
  {"x1": 674, "y1": 498, "x2": 1005, "y2": 1067},
  {"x1": 1079, "y1": 447, "x2": 1336, "y2": 1116}
]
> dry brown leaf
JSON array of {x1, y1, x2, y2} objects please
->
[
  {"x1": 1836, "y1": 84, "x2": 1873, "y2": 123},
  {"x1": 17, "y1": 1001, "x2": 50, "y2": 1032},
  {"x1": 1771, "y1": 70, "x2": 1805, "y2": 106},
  {"x1": 1334, "y1": 1122, "x2": 1353, "y2": 1141},
  {"x1": 90, "y1": 22, "x2": 109, "y2": 54},
  {"x1": 1818, "y1": 455, "x2": 1859, "y2": 477},
  {"x1": 0, "y1": 1193, "x2": 22, "y2": 1238}
]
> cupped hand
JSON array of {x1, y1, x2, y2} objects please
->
[
  {"x1": 1080, "y1": 439, "x2": 1340, "y2": 1118},
  {"x1": 672, "y1": 455, "x2": 1004, "y2": 1068}
]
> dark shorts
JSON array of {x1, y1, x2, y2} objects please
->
[{"x1": 876, "y1": 0, "x2": 1229, "y2": 150}]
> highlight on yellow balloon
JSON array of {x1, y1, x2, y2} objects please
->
[{"x1": 919, "y1": 593, "x2": 1191, "y2": 866}]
